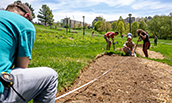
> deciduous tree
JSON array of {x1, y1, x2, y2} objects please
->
[
  {"x1": 111, "y1": 22, "x2": 117, "y2": 30},
  {"x1": 117, "y1": 21, "x2": 125, "y2": 35},
  {"x1": 139, "y1": 20, "x2": 146, "y2": 30},
  {"x1": 131, "y1": 21, "x2": 139, "y2": 37}
]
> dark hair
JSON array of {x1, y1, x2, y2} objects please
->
[
  {"x1": 115, "y1": 31, "x2": 119, "y2": 34},
  {"x1": 138, "y1": 31, "x2": 141, "y2": 36}
]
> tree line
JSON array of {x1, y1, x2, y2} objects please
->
[
  {"x1": 2, "y1": 0, "x2": 171, "y2": 40},
  {"x1": 93, "y1": 14, "x2": 172, "y2": 40}
]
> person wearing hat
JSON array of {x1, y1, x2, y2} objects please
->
[
  {"x1": 123, "y1": 36, "x2": 136, "y2": 57},
  {"x1": 127, "y1": 33, "x2": 132, "y2": 38},
  {"x1": 137, "y1": 29, "x2": 150, "y2": 57},
  {"x1": 0, "y1": 3, "x2": 58, "y2": 103},
  {"x1": 104, "y1": 31, "x2": 119, "y2": 50}
]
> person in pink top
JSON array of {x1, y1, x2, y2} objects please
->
[{"x1": 104, "y1": 31, "x2": 119, "y2": 50}]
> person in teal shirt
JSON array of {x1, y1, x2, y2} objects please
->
[{"x1": 0, "y1": 3, "x2": 58, "y2": 103}]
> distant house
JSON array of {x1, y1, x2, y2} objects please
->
[
  {"x1": 62, "y1": 18, "x2": 83, "y2": 28},
  {"x1": 124, "y1": 17, "x2": 135, "y2": 23}
]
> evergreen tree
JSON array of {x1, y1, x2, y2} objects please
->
[{"x1": 37, "y1": 4, "x2": 54, "y2": 25}]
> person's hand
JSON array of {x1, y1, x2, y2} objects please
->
[{"x1": 128, "y1": 48, "x2": 131, "y2": 51}]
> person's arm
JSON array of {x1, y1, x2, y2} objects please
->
[
  {"x1": 139, "y1": 33, "x2": 146, "y2": 40},
  {"x1": 112, "y1": 38, "x2": 115, "y2": 50},
  {"x1": 112, "y1": 37, "x2": 114, "y2": 44},
  {"x1": 123, "y1": 42, "x2": 127, "y2": 48},
  {"x1": 137, "y1": 37, "x2": 143, "y2": 42},
  {"x1": 123, "y1": 42, "x2": 131, "y2": 51},
  {"x1": 14, "y1": 57, "x2": 30, "y2": 68},
  {"x1": 131, "y1": 43, "x2": 135, "y2": 53}
]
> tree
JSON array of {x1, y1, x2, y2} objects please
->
[
  {"x1": 117, "y1": 21, "x2": 125, "y2": 35},
  {"x1": 117, "y1": 16, "x2": 125, "y2": 25},
  {"x1": 147, "y1": 15, "x2": 172, "y2": 39},
  {"x1": 94, "y1": 21, "x2": 102, "y2": 31},
  {"x1": 14, "y1": 0, "x2": 35, "y2": 19},
  {"x1": 106, "y1": 22, "x2": 112, "y2": 32},
  {"x1": 111, "y1": 22, "x2": 117, "y2": 30},
  {"x1": 131, "y1": 21, "x2": 139, "y2": 37},
  {"x1": 84, "y1": 23, "x2": 88, "y2": 29},
  {"x1": 77, "y1": 23, "x2": 81, "y2": 29},
  {"x1": 139, "y1": 20, "x2": 146, "y2": 30},
  {"x1": 92, "y1": 21, "x2": 96, "y2": 28},
  {"x1": 14, "y1": 0, "x2": 22, "y2": 3},
  {"x1": 147, "y1": 16, "x2": 152, "y2": 21},
  {"x1": 57, "y1": 21, "x2": 62, "y2": 27},
  {"x1": 97, "y1": 18, "x2": 111, "y2": 32},
  {"x1": 37, "y1": 4, "x2": 54, "y2": 25},
  {"x1": 125, "y1": 23, "x2": 130, "y2": 33},
  {"x1": 98, "y1": 19, "x2": 106, "y2": 32},
  {"x1": 117, "y1": 16, "x2": 126, "y2": 31}
]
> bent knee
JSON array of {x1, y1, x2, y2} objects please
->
[{"x1": 40, "y1": 67, "x2": 58, "y2": 78}]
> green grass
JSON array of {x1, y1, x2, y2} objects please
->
[
  {"x1": 148, "y1": 38, "x2": 172, "y2": 65},
  {"x1": 29, "y1": 25, "x2": 130, "y2": 90},
  {"x1": 28, "y1": 24, "x2": 172, "y2": 102}
]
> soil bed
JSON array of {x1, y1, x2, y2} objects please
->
[{"x1": 56, "y1": 54, "x2": 172, "y2": 103}]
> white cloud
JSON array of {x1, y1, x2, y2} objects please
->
[
  {"x1": 1, "y1": 0, "x2": 172, "y2": 25},
  {"x1": 131, "y1": 0, "x2": 172, "y2": 11},
  {"x1": 0, "y1": 0, "x2": 36, "y2": 8},
  {"x1": 48, "y1": 11, "x2": 131, "y2": 25}
]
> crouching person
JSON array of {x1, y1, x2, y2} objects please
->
[
  {"x1": 123, "y1": 36, "x2": 136, "y2": 57},
  {"x1": 0, "y1": 3, "x2": 58, "y2": 103}
]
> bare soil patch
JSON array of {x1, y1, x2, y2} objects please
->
[
  {"x1": 135, "y1": 47, "x2": 164, "y2": 59},
  {"x1": 56, "y1": 54, "x2": 172, "y2": 103}
]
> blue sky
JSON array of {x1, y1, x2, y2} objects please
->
[{"x1": 1, "y1": 0, "x2": 172, "y2": 24}]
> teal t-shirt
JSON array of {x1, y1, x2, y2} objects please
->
[{"x1": 0, "y1": 10, "x2": 36, "y2": 93}]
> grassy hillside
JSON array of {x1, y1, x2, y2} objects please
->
[{"x1": 29, "y1": 24, "x2": 172, "y2": 91}]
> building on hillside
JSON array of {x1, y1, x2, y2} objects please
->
[
  {"x1": 62, "y1": 18, "x2": 83, "y2": 28},
  {"x1": 124, "y1": 17, "x2": 135, "y2": 23}
]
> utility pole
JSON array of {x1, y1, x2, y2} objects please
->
[
  {"x1": 83, "y1": 16, "x2": 85, "y2": 36},
  {"x1": 128, "y1": 13, "x2": 132, "y2": 33}
]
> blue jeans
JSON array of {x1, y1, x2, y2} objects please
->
[
  {"x1": 0, "y1": 67, "x2": 58, "y2": 103},
  {"x1": 126, "y1": 48, "x2": 136, "y2": 57}
]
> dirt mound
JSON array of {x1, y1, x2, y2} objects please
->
[
  {"x1": 117, "y1": 46, "x2": 164, "y2": 59},
  {"x1": 56, "y1": 55, "x2": 172, "y2": 103},
  {"x1": 135, "y1": 47, "x2": 164, "y2": 59}
]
